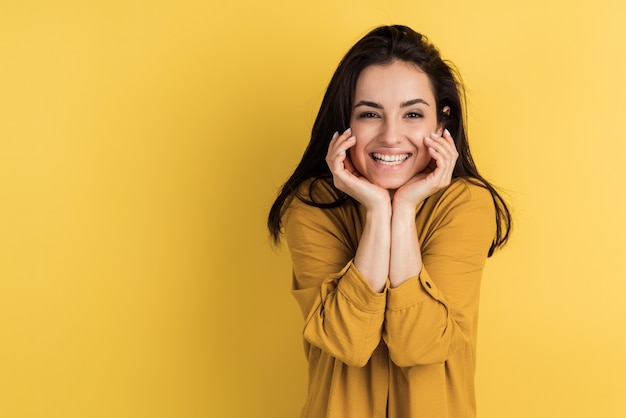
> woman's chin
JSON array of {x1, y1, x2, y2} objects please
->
[{"x1": 371, "y1": 177, "x2": 408, "y2": 191}]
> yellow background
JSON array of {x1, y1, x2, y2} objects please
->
[{"x1": 1, "y1": 1, "x2": 625, "y2": 417}]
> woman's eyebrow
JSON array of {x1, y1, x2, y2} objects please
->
[
  {"x1": 354, "y1": 98, "x2": 430, "y2": 109},
  {"x1": 401, "y1": 98, "x2": 430, "y2": 107},
  {"x1": 354, "y1": 100, "x2": 381, "y2": 109}
]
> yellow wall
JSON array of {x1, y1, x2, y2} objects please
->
[{"x1": 1, "y1": 1, "x2": 625, "y2": 417}]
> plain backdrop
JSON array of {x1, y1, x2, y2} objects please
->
[{"x1": 1, "y1": 0, "x2": 625, "y2": 417}]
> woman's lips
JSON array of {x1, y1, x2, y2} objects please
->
[{"x1": 370, "y1": 153, "x2": 411, "y2": 166}]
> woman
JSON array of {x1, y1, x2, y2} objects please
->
[{"x1": 268, "y1": 25, "x2": 511, "y2": 418}]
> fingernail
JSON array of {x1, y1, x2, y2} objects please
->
[
  {"x1": 343, "y1": 127, "x2": 352, "y2": 134},
  {"x1": 332, "y1": 131, "x2": 339, "y2": 139},
  {"x1": 444, "y1": 128, "x2": 450, "y2": 136},
  {"x1": 430, "y1": 132, "x2": 438, "y2": 138},
  {"x1": 347, "y1": 135, "x2": 356, "y2": 141},
  {"x1": 424, "y1": 136, "x2": 433, "y2": 142}
]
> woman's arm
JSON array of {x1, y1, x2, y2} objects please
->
[
  {"x1": 281, "y1": 128, "x2": 396, "y2": 367},
  {"x1": 284, "y1": 192, "x2": 386, "y2": 367},
  {"x1": 389, "y1": 130, "x2": 458, "y2": 287},
  {"x1": 326, "y1": 128, "x2": 392, "y2": 292},
  {"x1": 381, "y1": 129, "x2": 495, "y2": 367},
  {"x1": 383, "y1": 180, "x2": 496, "y2": 366}
]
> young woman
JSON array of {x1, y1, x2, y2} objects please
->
[{"x1": 268, "y1": 24, "x2": 511, "y2": 418}]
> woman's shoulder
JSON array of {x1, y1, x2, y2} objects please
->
[
  {"x1": 424, "y1": 177, "x2": 495, "y2": 217},
  {"x1": 283, "y1": 177, "x2": 359, "y2": 239},
  {"x1": 417, "y1": 177, "x2": 497, "y2": 245},
  {"x1": 444, "y1": 177, "x2": 493, "y2": 202},
  {"x1": 292, "y1": 176, "x2": 345, "y2": 206}
]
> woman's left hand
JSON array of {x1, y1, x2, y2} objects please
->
[{"x1": 393, "y1": 129, "x2": 459, "y2": 209}]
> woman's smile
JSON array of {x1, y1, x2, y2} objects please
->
[{"x1": 370, "y1": 152, "x2": 411, "y2": 166}]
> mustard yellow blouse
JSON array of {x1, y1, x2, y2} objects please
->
[{"x1": 283, "y1": 177, "x2": 496, "y2": 418}]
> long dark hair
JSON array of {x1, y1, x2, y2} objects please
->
[{"x1": 268, "y1": 25, "x2": 511, "y2": 256}]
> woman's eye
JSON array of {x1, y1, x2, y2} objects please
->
[
  {"x1": 405, "y1": 112, "x2": 423, "y2": 118},
  {"x1": 358, "y1": 112, "x2": 379, "y2": 118}
]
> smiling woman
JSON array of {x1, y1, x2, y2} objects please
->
[{"x1": 267, "y1": 25, "x2": 511, "y2": 418}]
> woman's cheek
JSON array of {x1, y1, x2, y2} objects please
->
[{"x1": 349, "y1": 122, "x2": 365, "y2": 138}]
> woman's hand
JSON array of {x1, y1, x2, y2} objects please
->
[
  {"x1": 393, "y1": 129, "x2": 459, "y2": 210},
  {"x1": 326, "y1": 128, "x2": 391, "y2": 211}
]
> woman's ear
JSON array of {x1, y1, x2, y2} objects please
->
[{"x1": 437, "y1": 106, "x2": 451, "y2": 135}]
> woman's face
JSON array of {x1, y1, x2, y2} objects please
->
[{"x1": 349, "y1": 60, "x2": 443, "y2": 191}]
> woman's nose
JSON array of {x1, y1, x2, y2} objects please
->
[{"x1": 379, "y1": 120, "x2": 402, "y2": 145}]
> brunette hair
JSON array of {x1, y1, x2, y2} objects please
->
[{"x1": 268, "y1": 24, "x2": 511, "y2": 256}]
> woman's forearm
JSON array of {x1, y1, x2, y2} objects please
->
[
  {"x1": 353, "y1": 204, "x2": 392, "y2": 293},
  {"x1": 389, "y1": 202, "x2": 422, "y2": 288}
]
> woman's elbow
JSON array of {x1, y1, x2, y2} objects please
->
[
  {"x1": 388, "y1": 346, "x2": 449, "y2": 367},
  {"x1": 304, "y1": 335, "x2": 378, "y2": 367}
]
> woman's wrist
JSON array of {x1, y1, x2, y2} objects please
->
[
  {"x1": 364, "y1": 197, "x2": 393, "y2": 219},
  {"x1": 391, "y1": 199, "x2": 418, "y2": 220}
]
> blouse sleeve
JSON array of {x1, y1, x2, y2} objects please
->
[
  {"x1": 383, "y1": 180, "x2": 496, "y2": 367},
  {"x1": 284, "y1": 195, "x2": 386, "y2": 367}
]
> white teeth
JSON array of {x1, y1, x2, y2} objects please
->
[{"x1": 371, "y1": 153, "x2": 409, "y2": 165}]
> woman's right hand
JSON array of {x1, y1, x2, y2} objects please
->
[{"x1": 325, "y1": 128, "x2": 391, "y2": 211}]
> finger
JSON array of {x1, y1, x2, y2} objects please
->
[
  {"x1": 326, "y1": 130, "x2": 357, "y2": 176},
  {"x1": 327, "y1": 128, "x2": 354, "y2": 155},
  {"x1": 326, "y1": 150, "x2": 347, "y2": 175},
  {"x1": 429, "y1": 129, "x2": 455, "y2": 154},
  {"x1": 335, "y1": 129, "x2": 357, "y2": 158},
  {"x1": 426, "y1": 132, "x2": 458, "y2": 163},
  {"x1": 428, "y1": 141, "x2": 458, "y2": 172},
  {"x1": 424, "y1": 137, "x2": 456, "y2": 182},
  {"x1": 343, "y1": 153, "x2": 360, "y2": 177},
  {"x1": 337, "y1": 127, "x2": 354, "y2": 149},
  {"x1": 428, "y1": 131, "x2": 455, "y2": 153},
  {"x1": 424, "y1": 153, "x2": 454, "y2": 189},
  {"x1": 326, "y1": 129, "x2": 350, "y2": 159},
  {"x1": 425, "y1": 137, "x2": 452, "y2": 164},
  {"x1": 442, "y1": 128, "x2": 455, "y2": 145}
]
